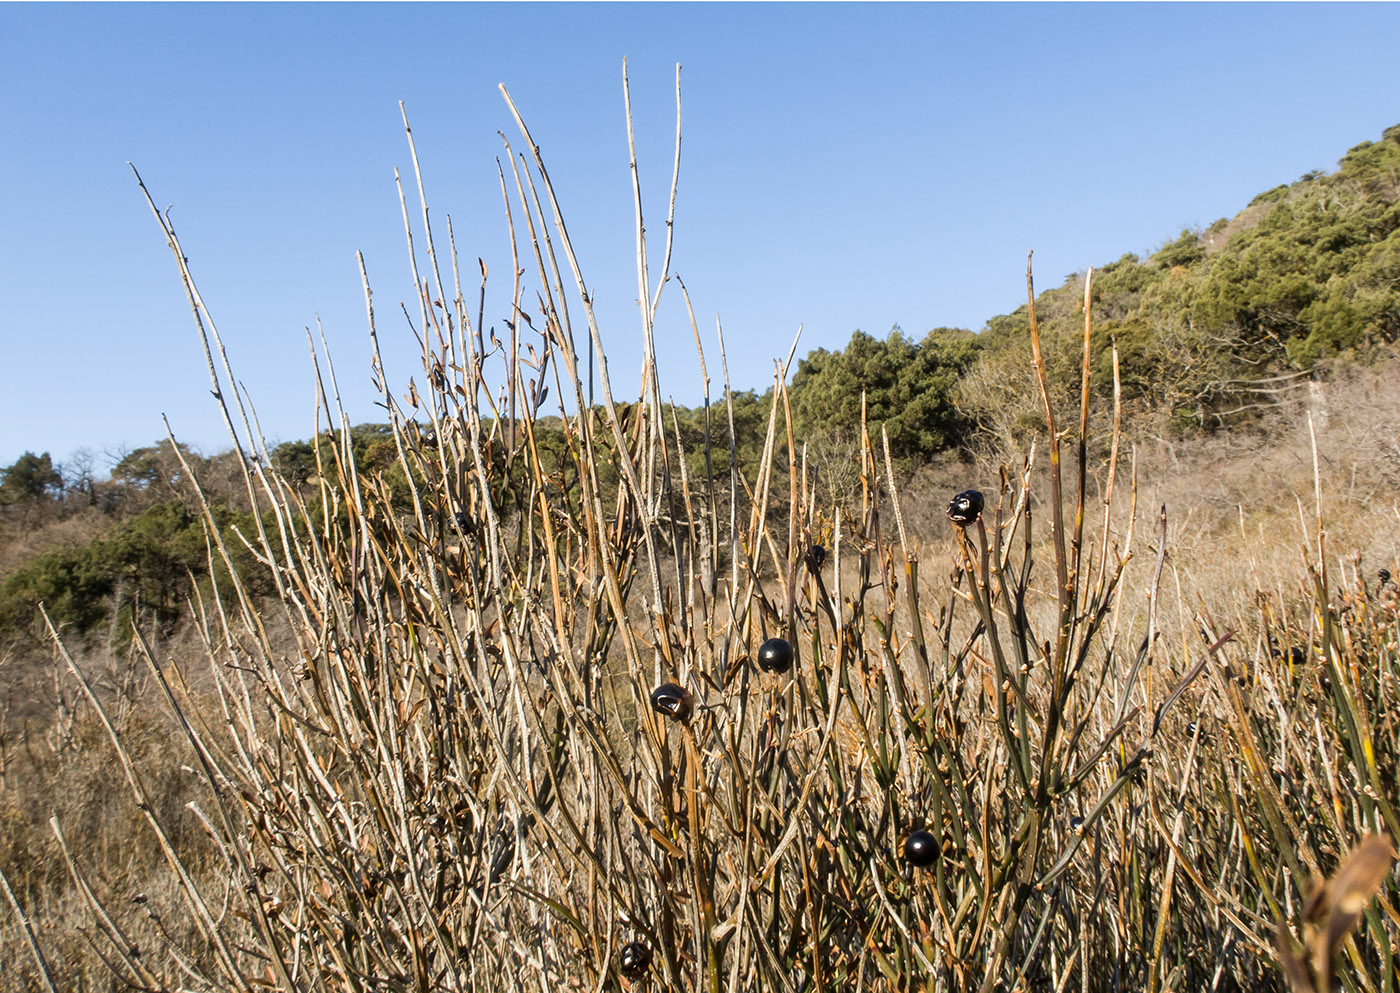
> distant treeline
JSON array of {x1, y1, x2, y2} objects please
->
[{"x1": 3, "y1": 123, "x2": 1398, "y2": 646}]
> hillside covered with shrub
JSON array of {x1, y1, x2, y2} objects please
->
[
  {"x1": 796, "y1": 123, "x2": 1400, "y2": 457},
  {"x1": 3, "y1": 100, "x2": 1400, "y2": 993},
  {"x1": 3, "y1": 124, "x2": 1399, "y2": 650}
]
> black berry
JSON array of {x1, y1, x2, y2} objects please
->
[
  {"x1": 903, "y1": 830, "x2": 938, "y2": 867},
  {"x1": 757, "y1": 638, "x2": 794, "y2": 674},
  {"x1": 650, "y1": 683, "x2": 694, "y2": 721},
  {"x1": 947, "y1": 489, "x2": 984, "y2": 526},
  {"x1": 619, "y1": 941, "x2": 652, "y2": 978}
]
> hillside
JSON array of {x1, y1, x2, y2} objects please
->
[
  {"x1": 793, "y1": 122, "x2": 1400, "y2": 458},
  {"x1": 3, "y1": 124, "x2": 1399, "y2": 655}
]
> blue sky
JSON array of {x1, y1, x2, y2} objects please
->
[{"x1": 3, "y1": 2, "x2": 1399, "y2": 471}]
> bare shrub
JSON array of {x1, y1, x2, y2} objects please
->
[{"x1": 5, "y1": 72, "x2": 1398, "y2": 993}]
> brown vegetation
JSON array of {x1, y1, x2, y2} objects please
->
[{"x1": 3, "y1": 78, "x2": 1399, "y2": 992}]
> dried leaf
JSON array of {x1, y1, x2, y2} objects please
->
[
  {"x1": 1278, "y1": 833, "x2": 1396, "y2": 993},
  {"x1": 1314, "y1": 834, "x2": 1396, "y2": 984}
]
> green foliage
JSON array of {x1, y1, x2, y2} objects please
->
[
  {"x1": 103, "y1": 502, "x2": 210, "y2": 623},
  {"x1": 961, "y1": 122, "x2": 1400, "y2": 433},
  {"x1": 671, "y1": 390, "x2": 773, "y2": 481},
  {"x1": 1195, "y1": 130, "x2": 1400, "y2": 365},
  {"x1": 1156, "y1": 228, "x2": 1205, "y2": 269},
  {"x1": 788, "y1": 325, "x2": 981, "y2": 462},
  {"x1": 0, "y1": 545, "x2": 112, "y2": 636},
  {"x1": 270, "y1": 437, "x2": 318, "y2": 485},
  {"x1": 0, "y1": 497, "x2": 276, "y2": 643},
  {"x1": 0, "y1": 451, "x2": 62, "y2": 506},
  {"x1": 271, "y1": 423, "x2": 396, "y2": 483},
  {"x1": 111, "y1": 440, "x2": 203, "y2": 492}
]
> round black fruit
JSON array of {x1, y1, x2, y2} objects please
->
[
  {"x1": 903, "y1": 830, "x2": 938, "y2": 867},
  {"x1": 947, "y1": 489, "x2": 984, "y2": 526},
  {"x1": 619, "y1": 941, "x2": 652, "y2": 978},
  {"x1": 757, "y1": 637, "x2": 794, "y2": 674},
  {"x1": 650, "y1": 682, "x2": 694, "y2": 721}
]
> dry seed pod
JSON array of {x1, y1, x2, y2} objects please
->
[
  {"x1": 946, "y1": 489, "x2": 984, "y2": 526},
  {"x1": 619, "y1": 941, "x2": 652, "y2": 978},
  {"x1": 650, "y1": 682, "x2": 694, "y2": 721},
  {"x1": 903, "y1": 830, "x2": 938, "y2": 867},
  {"x1": 757, "y1": 637, "x2": 794, "y2": 674}
]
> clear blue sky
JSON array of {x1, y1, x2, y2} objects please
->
[{"x1": 3, "y1": 2, "x2": 1398, "y2": 471}]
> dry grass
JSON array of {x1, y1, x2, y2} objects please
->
[{"x1": 3, "y1": 72, "x2": 1399, "y2": 992}]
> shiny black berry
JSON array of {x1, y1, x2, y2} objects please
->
[
  {"x1": 757, "y1": 637, "x2": 794, "y2": 674},
  {"x1": 902, "y1": 830, "x2": 938, "y2": 867},
  {"x1": 804, "y1": 544, "x2": 827, "y2": 572},
  {"x1": 947, "y1": 489, "x2": 984, "y2": 526},
  {"x1": 619, "y1": 941, "x2": 652, "y2": 978},
  {"x1": 650, "y1": 682, "x2": 694, "y2": 721}
]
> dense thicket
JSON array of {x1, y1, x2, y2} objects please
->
[
  {"x1": 788, "y1": 326, "x2": 983, "y2": 459},
  {"x1": 0, "y1": 441, "x2": 282, "y2": 646}
]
